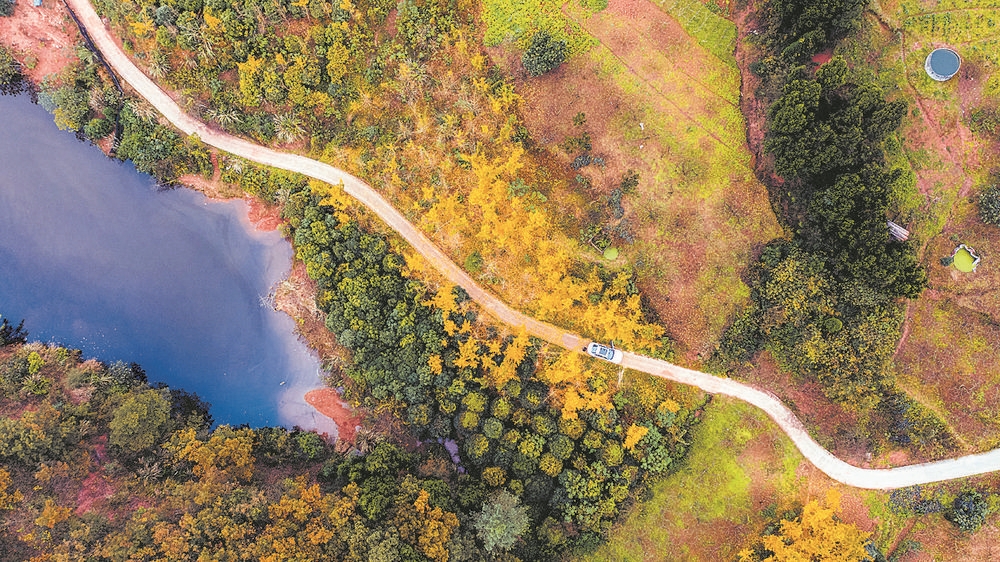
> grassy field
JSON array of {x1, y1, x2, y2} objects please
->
[
  {"x1": 835, "y1": 0, "x2": 1000, "y2": 453},
  {"x1": 585, "y1": 398, "x2": 1000, "y2": 561},
  {"x1": 491, "y1": 0, "x2": 781, "y2": 362},
  {"x1": 583, "y1": 398, "x2": 805, "y2": 561}
]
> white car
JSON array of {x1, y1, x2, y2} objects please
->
[{"x1": 585, "y1": 342, "x2": 623, "y2": 364}]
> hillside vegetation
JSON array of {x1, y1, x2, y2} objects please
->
[{"x1": 716, "y1": 0, "x2": 950, "y2": 458}]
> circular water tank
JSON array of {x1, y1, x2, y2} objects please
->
[{"x1": 925, "y1": 48, "x2": 961, "y2": 81}]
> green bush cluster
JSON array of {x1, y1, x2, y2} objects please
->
[
  {"x1": 761, "y1": 0, "x2": 867, "y2": 62},
  {"x1": 946, "y1": 490, "x2": 991, "y2": 533},
  {"x1": 978, "y1": 185, "x2": 1000, "y2": 226},
  {"x1": 522, "y1": 30, "x2": 567, "y2": 77},
  {"x1": 0, "y1": 46, "x2": 20, "y2": 87},
  {"x1": 721, "y1": 1, "x2": 930, "y2": 425}
]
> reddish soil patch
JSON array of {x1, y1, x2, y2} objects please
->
[
  {"x1": 901, "y1": 518, "x2": 1000, "y2": 561},
  {"x1": 742, "y1": 353, "x2": 871, "y2": 465},
  {"x1": 246, "y1": 197, "x2": 283, "y2": 231},
  {"x1": 75, "y1": 472, "x2": 113, "y2": 515},
  {"x1": 0, "y1": 1, "x2": 80, "y2": 82},
  {"x1": 894, "y1": 295, "x2": 1000, "y2": 450},
  {"x1": 734, "y1": 4, "x2": 782, "y2": 188},
  {"x1": 811, "y1": 50, "x2": 833, "y2": 65},
  {"x1": 304, "y1": 388, "x2": 362, "y2": 443}
]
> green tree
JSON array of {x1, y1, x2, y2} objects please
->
[
  {"x1": 946, "y1": 491, "x2": 990, "y2": 533},
  {"x1": 522, "y1": 31, "x2": 567, "y2": 77},
  {"x1": 0, "y1": 47, "x2": 19, "y2": 84},
  {"x1": 109, "y1": 389, "x2": 172, "y2": 453},
  {"x1": 979, "y1": 185, "x2": 1000, "y2": 226},
  {"x1": 0, "y1": 0, "x2": 13, "y2": 18},
  {"x1": 474, "y1": 490, "x2": 530, "y2": 552},
  {"x1": 0, "y1": 317, "x2": 27, "y2": 347},
  {"x1": 764, "y1": 0, "x2": 866, "y2": 60}
]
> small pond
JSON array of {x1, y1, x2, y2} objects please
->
[
  {"x1": 926, "y1": 48, "x2": 961, "y2": 81},
  {"x1": 0, "y1": 92, "x2": 335, "y2": 434},
  {"x1": 953, "y1": 245, "x2": 980, "y2": 273}
]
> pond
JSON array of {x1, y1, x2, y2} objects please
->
[
  {"x1": 953, "y1": 245, "x2": 980, "y2": 273},
  {"x1": 926, "y1": 48, "x2": 961, "y2": 81},
  {"x1": 0, "y1": 92, "x2": 336, "y2": 435}
]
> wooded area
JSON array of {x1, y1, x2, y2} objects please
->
[{"x1": 719, "y1": 0, "x2": 938, "y2": 449}]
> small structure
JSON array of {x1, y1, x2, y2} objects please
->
[
  {"x1": 33, "y1": 0, "x2": 42, "y2": 6},
  {"x1": 952, "y1": 244, "x2": 981, "y2": 273},
  {"x1": 887, "y1": 220, "x2": 910, "y2": 242},
  {"x1": 925, "y1": 48, "x2": 961, "y2": 81}
]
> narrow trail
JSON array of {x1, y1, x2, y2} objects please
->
[{"x1": 66, "y1": 0, "x2": 1000, "y2": 490}]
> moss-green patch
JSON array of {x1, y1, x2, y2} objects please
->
[
  {"x1": 480, "y1": 0, "x2": 595, "y2": 53},
  {"x1": 895, "y1": 297, "x2": 1000, "y2": 450},
  {"x1": 649, "y1": 0, "x2": 738, "y2": 67},
  {"x1": 864, "y1": 490, "x2": 913, "y2": 552},
  {"x1": 585, "y1": 398, "x2": 804, "y2": 561}
]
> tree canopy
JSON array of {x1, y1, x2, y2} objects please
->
[
  {"x1": 740, "y1": 489, "x2": 871, "y2": 562},
  {"x1": 522, "y1": 31, "x2": 567, "y2": 77}
]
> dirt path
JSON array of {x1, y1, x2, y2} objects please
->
[{"x1": 65, "y1": 0, "x2": 1000, "y2": 490}]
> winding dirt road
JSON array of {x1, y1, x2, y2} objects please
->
[{"x1": 65, "y1": 0, "x2": 1000, "y2": 489}]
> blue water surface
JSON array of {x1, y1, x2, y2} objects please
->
[
  {"x1": 929, "y1": 48, "x2": 961, "y2": 78},
  {"x1": 0, "y1": 92, "x2": 333, "y2": 433}
]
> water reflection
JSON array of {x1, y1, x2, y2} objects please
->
[{"x1": 0, "y1": 92, "x2": 335, "y2": 436}]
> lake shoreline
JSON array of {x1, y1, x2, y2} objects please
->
[{"x1": 2, "y1": 10, "x2": 361, "y2": 442}]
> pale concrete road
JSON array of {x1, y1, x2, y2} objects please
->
[{"x1": 65, "y1": 0, "x2": 1000, "y2": 489}]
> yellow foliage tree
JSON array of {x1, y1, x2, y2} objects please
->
[
  {"x1": 537, "y1": 351, "x2": 611, "y2": 419},
  {"x1": 0, "y1": 468, "x2": 23, "y2": 511},
  {"x1": 394, "y1": 488, "x2": 460, "y2": 562},
  {"x1": 740, "y1": 489, "x2": 870, "y2": 562},
  {"x1": 623, "y1": 424, "x2": 649, "y2": 451},
  {"x1": 166, "y1": 426, "x2": 256, "y2": 484},
  {"x1": 35, "y1": 498, "x2": 72, "y2": 529}
]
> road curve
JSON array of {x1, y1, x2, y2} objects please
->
[{"x1": 66, "y1": 0, "x2": 1000, "y2": 489}]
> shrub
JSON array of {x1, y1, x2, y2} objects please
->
[
  {"x1": 946, "y1": 491, "x2": 990, "y2": 533},
  {"x1": 84, "y1": 118, "x2": 114, "y2": 140},
  {"x1": 522, "y1": 31, "x2": 567, "y2": 77},
  {"x1": 482, "y1": 466, "x2": 506, "y2": 487},
  {"x1": 0, "y1": 47, "x2": 19, "y2": 85},
  {"x1": 539, "y1": 453, "x2": 563, "y2": 477},
  {"x1": 483, "y1": 417, "x2": 504, "y2": 440},
  {"x1": 548, "y1": 434, "x2": 574, "y2": 460},
  {"x1": 979, "y1": 185, "x2": 1000, "y2": 226}
]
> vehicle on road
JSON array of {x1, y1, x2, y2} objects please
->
[{"x1": 585, "y1": 342, "x2": 623, "y2": 364}]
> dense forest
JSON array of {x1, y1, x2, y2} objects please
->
[
  {"x1": 719, "y1": 0, "x2": 944, "y2": 453},
  {"x1": 0, "y1": 202, "x2": 700, "y2": 560}
]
